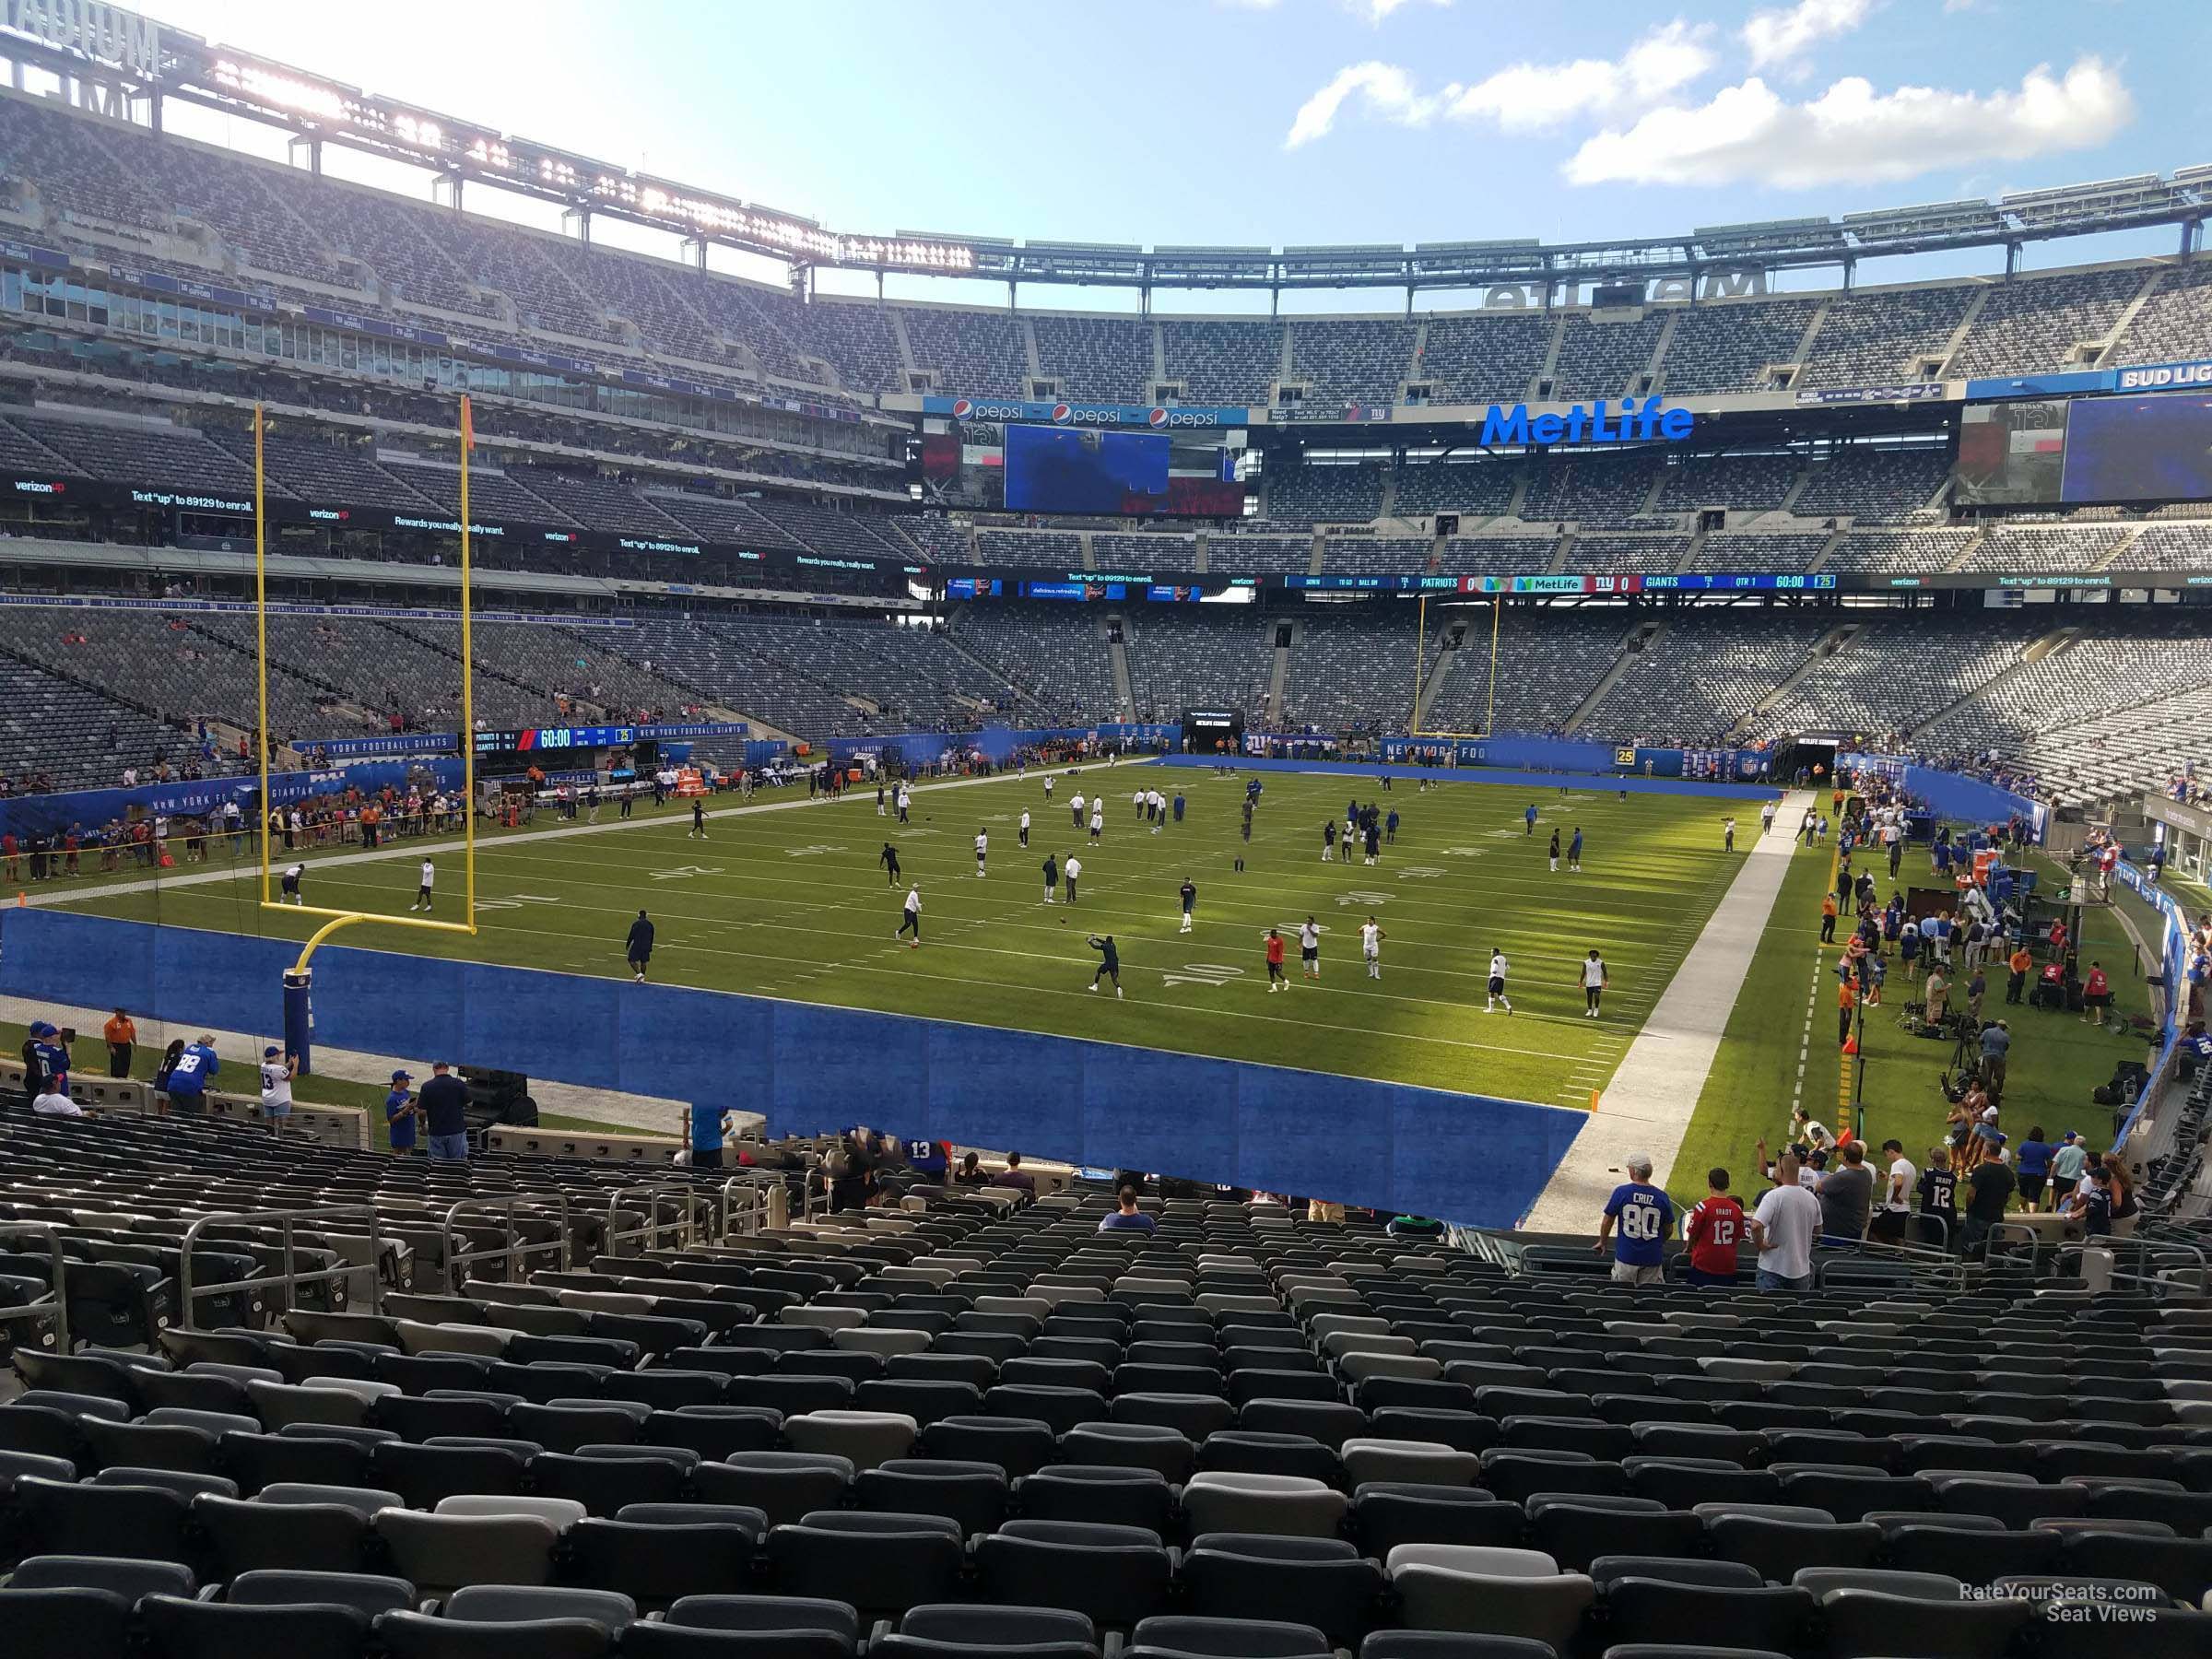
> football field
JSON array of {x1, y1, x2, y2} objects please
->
[{"x1": 49, "y1": 765, "x2": 1752, "y2": 1108}]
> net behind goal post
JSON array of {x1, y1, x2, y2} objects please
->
[
  {"x1": 1407, "y1": 590, "x2": 1504, "y2": 743},
  {"x1": 252, "y1": 397, "x2": 479, "y2": 1071}
]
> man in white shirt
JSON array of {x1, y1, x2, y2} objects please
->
[
  {"x1": 973, "y1": 830, "x2": 988, "y2": 877},
  {"x1": 1133, "y1": 788, "x2": 1147, "y2": 822},
  {"x1": 1070, "y1": 791, "x2": 1086, "y2": 830},
  {"x1": 32, "y1": 1089, "x2": 86, "y2": 1117},
  {"x1": 1043, "y1": 774, "x2": 1054, "y2": 802},
  {"x1": 1018, "y1": 808, "x2": 1030, "y2": 849},
  {"x1": 1088, "y1": 801, "x2": 1103, "y2": 844},
  {"x1": 1748, "y1": 1146, "x2": 1821, "y2": 1289},
  {"x1": 1359, "y1": 917, "x2": 1384, "y2": 980},
  {"x1": 1300, "y1": 917, "x2": 1322, "y2": 979},
  {"x1": 1759, "y1": 801, "x2": 1776, "y2": 834},
  {"x1": 411, "y1": 857, "x2": 436, "y2": 912},
  {"x1": 898, "y1": 886, "x2": 922, "y2": 947},
  {"x1": 1486, "y1": 949, "x2": 1513, "y2": 1014},
  {"x1": 1579, "y1": 949, "x2": 1608, "y2": 1018},
  {"x1": 259, "y1": 1044, "x2": 295, "y2": 1133},
  {"x1": 1064, "y1": 854, "x2": 1082, "y2": 903},
  {"x1": 279, "y1": 863, "x2": 305, "y2": 905},
  {"x1": 1869, "y1": 1138, "x2": 1916, "y2": 1244},
  {"x1": 1149, "y1": 789, "x2": 1165, "y2": 834}
]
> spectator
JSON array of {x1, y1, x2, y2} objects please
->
[
  {"x1": 164, "y1": 1032, "x2": 218, "y2": 1116},
  {"x1": 1867, "y1": 1139, "x2": 1915, "y2": 1244},
  {"x1": 688, "y1": 1102, "x2": 731, "y2": 1171},
  {"x1": 385, "y1": 1069, "x2": 418, "y2": 1153},
  {"x1": 1979, "y1": 1019, "x2": 2010, "y2": 1100},
  {"x1": 418, "y1": 1060, "x2": 471, "y2": 1161},
  {"x1": 1960, "y1": 1145, "x2": 2017, "y2": 1256},
  {"x1": 1098, "y1": 1186, "x2": 1158, "y2": 1234},
  {"x1": 824, "y1": 1132, "x2": 876, "y2": 1211},
  {"x1": 151, "y1": 1037, "x2": 185, "y2": 1115},
  {"x1": 1680, "y1": 1168, "x2": 1746, "y2": 1288},
  {"x1": 1595, "y1": 1152, "x2": 1674, "y2": 1286},
  {"x1": 2064, "y1": 1159, "x2": 2111, "y2": 1237},
  {"x1": 1816, "y1": 1139, "x2": 1873, "y2": 1244},
  {"x1": 1748, "y1": 1145, "x2": 1821, "y2": 1291},
  {"x1": 102, "y1": 1006, "x2": 135, "y2": 1078},
  {"x1": 952, "y1": 1151, "x2": 989, "y2": 1187},
  {"x1": 2103, "y1": 1154, "x2": 2139, "y2": 1238},
  {"x1": 996, "y1": 1151, "x2": 1037, "y2": 1195},
  {"x1": 31, "y1": 1084, "x2": 88, "y2": 1116},
  {"x1": 1917, "y1": 1146, "x2": 1959, "y2": 1249},
  {"x1": 2014, "y1": 1125, "x2": 2053, "y2": 1210},
  {"x1": 2046, "y1": 1130, "x2": 2088, "y2": 1209}
]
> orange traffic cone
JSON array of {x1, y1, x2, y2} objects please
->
[{"x1": 1841, "y1": 1034, "x2": 1859, "y2": 1055}]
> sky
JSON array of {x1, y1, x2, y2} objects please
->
[{"x1": 90, "y1": 0, "x2": 2212, "y2": 310}]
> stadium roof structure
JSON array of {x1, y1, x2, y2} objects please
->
[{"x1": 5, "y1": 0, "x2": 2208, "y2": 301}]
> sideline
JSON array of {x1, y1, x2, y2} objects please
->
[
  {"x1": 21, "y1": 763, "x2": 1134, "y2": 910},
  {"x1": 1522, "y1": 791, "x2": 1816, "y2": 1230}
]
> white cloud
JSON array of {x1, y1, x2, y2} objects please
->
[
  {"x1": 1283, "y1": 20, "x2": 1713, "y2": 147},
  {"x1": 1345, "y1": 0, "x2": 1451, "y2": 23},
  {"x1": 1562, "y1": 56, "x2": 2133, "y2": 188},
  {"x1": 1450, "y1": 21, "x2": 1715, "y2": 132},
  {"x1": 1285, "y1": 61, "x2": 1444, "y2": 148},
  {"x1": 1742, "y1": 0, "x2": 1876, "y2": 69}
]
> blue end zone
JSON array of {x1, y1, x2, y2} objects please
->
[
  {"x1": 1158, "y1": 752, "x2": 1785, "y2": 800},
  {"x1": 0, "y1": 909, "x2": 1585, "y2": 1226}
]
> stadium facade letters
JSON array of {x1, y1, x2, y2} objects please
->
[{"x1": 1478, "y1": 396, "x2": 1693, "y2": 446}]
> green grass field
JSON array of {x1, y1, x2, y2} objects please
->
[{"x1": 45, "y1": 767, "x2": 1750, "y2": 1109}]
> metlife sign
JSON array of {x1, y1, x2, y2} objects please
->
[
  {"x1": 1478, "y1": 396, "x2": 1692, "y2": 446},
  {"x1": 924, "y1": 396, "x2": 1248, "y2": 429}
]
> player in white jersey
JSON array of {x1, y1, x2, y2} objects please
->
[
  {"x1": 973, "y1": 829, "x2": 988, "y2": 877},
  {"x1": 1133, "y1": 788, "x2": 1147, "y2": 822},
  {"x1": 1578, "y1": 948, "x2": 1609, "y2": 1018},
  {"x1": 411, "y1": 858, "x2": 435, "y2": 912},
  {"x1": 1486, "y1": 949, "x2": 1513, "y2": 1014},
  {"x1": 1018, "y1": 808, "x2": 1030, "y2": 849},
  {"x1": 1359, "y1": 917, "x2": 1384, "y2": 980},
  {"x1": 1043, "y1": 775, "x2": 1054, "y2": 803},
  {"x1": 1299, "y1": 916, "x2": 1322, "y2": 979},
  {"x1": 1341, "y1": 815, "x2": 1356, "y2": 862},
  {"x1": 279, "y1": 863, "x2": 305, "y2": 904},
  {"x1": 1088, "y1": 802, "x2": 1103, "y2": 843}
]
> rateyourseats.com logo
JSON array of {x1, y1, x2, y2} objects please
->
[{"x1": 1960, "y1": 1582, "x2": 2163, "y2": 1623}]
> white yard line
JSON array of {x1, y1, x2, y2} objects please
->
[{"x1": 1521, "y1": 791, "x2": 1815, "y2": 1231}]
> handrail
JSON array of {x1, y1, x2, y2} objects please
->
[
  {"x1": 0, "y1": 1220, "x2": 73, "y2": 1355},
  {"x1": 180, "y1": 1203, "x2": 384, "y2": 1321},
  {"x1": 716, "y1": 1177, "x2": 775, "y2": 1241},
  {"x1": 439, "y1": 1194, "x2": 572, "y2": 1291},
  {"x1": 601, "y1": 1184, "x2": 707, "y2": 1261}
]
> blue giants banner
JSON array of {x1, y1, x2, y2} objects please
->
[{"x1": 924, "y1": 395, "x2": 1248, "y2": 429}]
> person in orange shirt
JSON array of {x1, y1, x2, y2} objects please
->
[
  {"x1": 1838, "y1": 972, "x2": 1858, "y2": 1046},
  {"x1": 103, "y1": 1006, "x2": 136, "y2": 1078},
  {"x1": 2006, "y1": 943, "x2": 2033, "y2": 1006},
  {"x1": 1820, "y1": 891, "x2": 1839, "y2": 943}
]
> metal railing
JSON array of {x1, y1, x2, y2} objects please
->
[
  {"x1": 600, "y1": 1184, "x2": 712, "y2": 1261},
  {"x1": 0, "y1": 1220, "x2": 72, "y2": 1355},
  {"x1": 180, "y1": 1204, "x2": 385, "y2": 1322},
  {"x1": 716, "y1": 1178, "x2": 776, "y2": 1240},
  {"x1": 439, "y1": 1194, "x2": 571, "y2": 1291}
]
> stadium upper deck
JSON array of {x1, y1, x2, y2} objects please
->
[{"x1": 3, "y1": 86, "x2": 2211, "y2": 420}]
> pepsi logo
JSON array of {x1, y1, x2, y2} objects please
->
[
  {"x1": 950, "y1": 398, "x2": 974, "y2": 419},
  {"x1": 1051, "y1": 403, "x2": 1073, "y2": 424},
  {"x1": 1147, "y1": 406, "x2": 1169, "y2": 428}
]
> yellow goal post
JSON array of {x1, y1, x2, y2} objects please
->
[
  {"x1": 1407, "y1": 590, "x2": 1504, "y2": 742},
  {"x1": 253, "y1": 398, "x2": 479, "y2": 1013}
]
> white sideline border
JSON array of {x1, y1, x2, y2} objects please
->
[{"x1": 1522, "y1": 790, "x2": 1815, "y2": 1231}]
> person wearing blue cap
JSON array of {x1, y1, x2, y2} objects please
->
[
  {"x1": 385, "y1": 1070, "x2": 418, "y2": 1153},
  {"x1": 21, "y1": 1020, "x2": 68, "y2": 1106},
  {"x1": 259, "y1": 1045, "x2": 296, "y2": 1133}
]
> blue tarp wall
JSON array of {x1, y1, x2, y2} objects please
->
[
  {"x1": 0, "y1": 908, "x2": 1586, "y2": 1227},
  {"x1": 2110, "y1": 857, "x2": 2187, "y2": 1155},
  {"x1": 1841, "y1": 753, "x2": 2046, "y2": 840},
  {"x1": 1171, "y1": 753, "x2": 1782, "y2": 801},
  {"x1": 1379, "y1": 735, "x2": 1778, "y2": 782}
]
